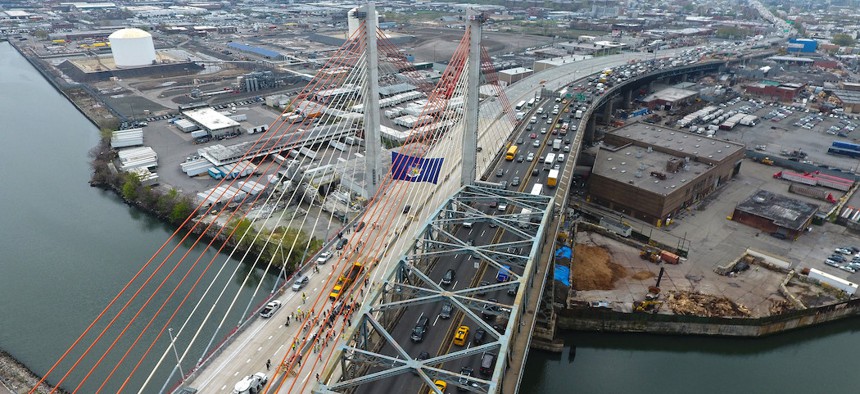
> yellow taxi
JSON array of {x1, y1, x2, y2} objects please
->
[
  {"x1": 434, "y1": 379, "x2": 447, "y2": 392},
  {"x1": 453, "y1": 325, "x2": 469, "y2": 346}
]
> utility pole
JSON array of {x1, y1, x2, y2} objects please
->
[{"x1": 461, "y1": 10, "x2": 483, "y2": 186}]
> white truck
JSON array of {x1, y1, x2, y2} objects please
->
[
  {"x1": 552, "y1": 138, "x2": 562, "y2": 151},
  {"x1": 575, "y1": 110, "x2": 583, "y2": 119},
  {"x1": 233, "y1": 373, "x2": 268, "y2": 394}
]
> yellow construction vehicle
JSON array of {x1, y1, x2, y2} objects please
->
[
  {"x1": 760, "y1": 157, "x2": 774, "y2": 165},
  {"x1": 633, "y1": 300, "x2": 662, "y2": 313}
]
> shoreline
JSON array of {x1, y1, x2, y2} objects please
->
[{"x1": 0, "y1": 350, "x2": 67, "y2": 394}]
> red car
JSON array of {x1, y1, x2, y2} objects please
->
[{"x1": 529, "y1": 133, "x2": 537, "y2": 139}]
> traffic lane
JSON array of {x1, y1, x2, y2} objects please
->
[{"x1": 356, "y1": 242, "x2": 484, "y2": 394}]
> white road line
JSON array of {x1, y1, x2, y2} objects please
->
[
  {"x1": 453, "y1": 280, "x2": 458, "y2": 289},
  {"x1": 221, "y1": 385, "x2": 227, "y2": 391},
  {"x1": 196, "y1": 320, "x2": 270, "y2": 390},
  {"x1": 481, "y1": 230, "x2": 486, "y2": 237},
  {"x1": 258, "y1": 346, "x2": 264, "y2": 351},
  {"x1": 246, "y1": 358, "x2": 251, "y2": 364},
  {"x1": 433, "y1": 315, "x2": 440, "y2": 326},
  {"x1": 417, "y1": 312, "x2": 425, "y2": 323}
]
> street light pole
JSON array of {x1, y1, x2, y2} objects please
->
[{"x1": 168, "y1": 328, "x2": 185, "y2": 380}]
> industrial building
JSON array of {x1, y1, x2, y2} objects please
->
[
  {"x1": 182, "y1": 107, "x2": 241, "y2": 138},
  {"x1": 641, "y1": 86, "x2": 699, "y2": 110},
  {"x1": 732, "y1": 190, "x2": 819, "y2": 240},
  {"x1": 787, "y1": 38, "x2": 817, "y2": 53},
  {"x1": 744, "y1": 81, "x2": 804, "y2": 102},
  {"x1": 532, "y1": 55, "x2": 591, "y2": 73},
  {"x1": 588, "y1": 123, "x2": 745, "y2": 226},
  {"x1": 496, "y1": 67, "x2": 533, "y2": 85},
  {"x1": 831, "y1": 90, "x2": 860, "y2": 113}
]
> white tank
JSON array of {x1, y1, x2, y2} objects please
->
[{"x1": 109, "y1": 28, "x2": 156, "y2": 68}]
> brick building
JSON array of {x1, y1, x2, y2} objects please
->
[
  {"x1": 732, "y1": 190, "x2": 818, "y2": 240},
  {"x1": 588, "y1": 123, "x2": 745, "y2": 226}
]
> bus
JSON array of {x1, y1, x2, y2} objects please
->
[
  {"x1": 527, "y1": 98, "x2": 536, "y2": 107},
  {"x1": 516, "y1": 101, "x2": 526, "y2": 110},
  {"x1": 530, "y1": 183, "x2": 543, "y2": 196},
  {"x1": 544, "y1": 153, "x2": 555, "y2": 165},
  {"x1": 505, "y1": 145, "x2": 518, "y2": 161}
]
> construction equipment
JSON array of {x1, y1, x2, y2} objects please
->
[
  {"x1": 760, "y1": 157, "x2": 774, "y2": 165},
  {"x1": 633, "y1": 300, "x2": 662, "y2": 313},
  {"x1": 639, "y1": 248, "x2": 661, "y2": 264}
]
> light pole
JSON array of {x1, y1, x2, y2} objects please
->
[{"x1": 168, "y1": 328, "x2": 185, "y2": 380}]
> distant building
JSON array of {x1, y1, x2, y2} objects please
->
[
  {"x1": 732, "y1": 190, "x2": 818, "y2": 240},
  {"x1": 641, "y1": 87, "x2": 699, "y2": 110},
  {"x1": 831, "y1": 90, "x2": 860, "y2": 113},
  {"x1": 788, "y1": 38, "x2": 817, "y2": 53},
  {"x1": 588, "y1": 123, "x2": 745, "y2": 225},
  {"x1": 497, "y1": 67, "x2": 533, "y2": 85},
  {"x1": 182, "y1": 107, "x2": 240, "y2": 138},
  {"x1": 744, "y1": 81, "x2": 803, "y2": 102}
]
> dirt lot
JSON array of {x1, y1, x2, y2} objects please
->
[
  {"x1": 405, "y1": 27, "x2": 552, "y2": 63},
  {"x1": 570, "y1": 230, "x2": 840, "y2": 317}
]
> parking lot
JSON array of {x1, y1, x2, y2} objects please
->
[{"x1": 708, "y1": 98, "x2": 860, "y2": 173}]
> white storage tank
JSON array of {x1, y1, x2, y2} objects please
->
[{"x1": 109, "y1": 28, "x2": 156, "y2": 68}]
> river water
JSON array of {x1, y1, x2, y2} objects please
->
[
  {"x1": 0, "y1": 42, "x2": 273, "y2": 393},
  {"x1": 2, "y1": 41, "x2": 859, "y2": 393}
]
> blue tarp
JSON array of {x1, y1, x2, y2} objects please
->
[
  {"x1": 555, "y1": 246, "x2": 572, "y2": 260},
  {"x1": 554, "y1": 265, "x2": 571, "y2": 286}
]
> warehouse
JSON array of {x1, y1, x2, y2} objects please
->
[
  {"x1": 182, "y1": 107, "x2": 240, "y2": 138},
  {"x1": 641, "y1": 87, "x2": 699, "y2": 110},
  {"x1": 589, "y1": 123, "x2": 745, "y2": 226},
  {"x1": 497, "y1": 67, "x2": 533, "y2": 85},
  {"x1": 744, "y1": 81, "x2": 804, "y2": 102},
  {"x1": 732, "y1": 190, "x2": 818, "y2": 240}
]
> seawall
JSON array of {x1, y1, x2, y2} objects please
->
[{"x1": 556, "y1": 297, "x2": 860, "y2": 337}]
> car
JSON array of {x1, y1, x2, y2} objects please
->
[
  {"x1": 497, "y1": 203, "x2": 508, "y2": 211},
  {"x1": 440, "y1": 302, "x2": 453, "y2": 319},
  {"x1": 411, "y1": 315, "x2": 430, "y2": 342},
  {"x1": 403, "y1": 205, "x2": 411, "y2": 214},
  {"x1": 532, "y1": 140, "x2": 540, "y2": 148},
  {"x1": 516, "y1": 155, "x2": 524, "y2": 163},
  {"x1": 589, "y1": 300, "x2": 611, "y2": 309},
  {"x1": 479, "y1": 353, "x2": 496, "y2": 376},
  {"x1": 835, "y1": 248, "x2": 853, "y2": 255},
  {"x1": 507, "y1": 282, "x2": 519, "y2": 296},
  {"x1": 495, "y1": 168, "x2": 504, "y2": 177},
  {"x1": 527, "y1": 153, "x2": 535, "y2": 162},
  {"x1": 546, "y1": 119, "x2": 552, "y2": 124},
  {"x1": 457, "y1": 366, "x2": 477, "y2": 392},
  {"x1": 442, "y1": 269, "x2": 456, "y2": 286},
  {"x1": 829, "y1": 254, "x2": 846, "y2": 262},
  {"x1": 335, "y1": 238, "x2": 348, "y2": 250},
  {"x1": 291, "y1": 274, "x2": 310, "y2": 291},
  {"x1": 259, "y1": 300, "x2": 281, "y2": 318},
  {"x1": 477, "y1": 281, "x2": 490, "y2": 296},
  {"x1": 482, "y1": 299, "x2": 499, "y2": 321},
  {"x1": 553, "y1": 164, "x2": 561, "y2": 170},
  {"x1": 316, "y1": 252, "x2": 332, "y2": 264},
  {"x1": 453, "y1": 325, "x2": 470, "y2": 346},
  {"x1": 499, "y1": 180, "x2": 508, "y2": 189},
  {"x1": 472, "y1": 328, "x2": 486, "y2": 345},
  {"x1": 434, "y1": 380, "x2": 447, "y2": 392},
  {"x1": 540, "y1": 127, "x2": 547, "y2": 134},
  {"x1": 529, "y1": 132, "x2": 537, "y2": 139},
  {"x1": 511, "y1": 176, "x2": 520, "y2": 186},
  {"x1": 551, "y1": 129, "x2": 558, "y2": 135},
  {"x1": 233, "y1": 372, "x2": 268, "y2": 394},
  {"x1": 564, "y1": 145, "x2": 570, "y2": 153},
  {"x1": 531, "y1": 168, "x2": 539, "y2": 176},
  {"x1": 355, "y1": 221, "x2": 366, "y2": 232},
  {"x1": 516, "y1": 138, "x2": 524, "y2": 145}
]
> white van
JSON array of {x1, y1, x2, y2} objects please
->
[{"x1": 557, "y1": 154, "x2": 565, "y2": 163}]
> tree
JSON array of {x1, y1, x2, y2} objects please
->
[
  {"x1": 121, "y1": 172, "x2": 141, "y2": 201},
  {"x1": 169, "y1": 197, "x2": 193, "y2": 224},
  {"x1": 832, "y1": 34, "x2": 856, "y2": 47}
]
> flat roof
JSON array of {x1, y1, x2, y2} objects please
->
[
  {"x1": 499, "y1": 67, "x2": 533, "y2": 76},
  {"x1": 735, "y1": 190, "x2": 819, "y2": 231},
  {"x1": 833, "y1": 89, "x2": 860, "y2": 105},
  {"x1": 534, "y1": 54, "x2": 592, "y2": 67},
  {"x1": 768, "y1": 55, "x2": 814, "y2": 63},
  {"x1": 183, "y1": 107, "x2": 239, "y2": 131},
  {"x1": 608, "y1": 123, "x2": 745, "y2": 163},
  {"x1": 593, "y1": 145, "x2": 711, "y2": 196},
  {"x1": 643, "y1": 87, "x2": 698, "y2": 103}
]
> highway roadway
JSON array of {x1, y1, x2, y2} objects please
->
[
  {"x1": 183, "y1": 45, "x2": 704, "y2": 394},
  {"x1": 354, "y1": 96, "x2": 575, "y2": 394}
]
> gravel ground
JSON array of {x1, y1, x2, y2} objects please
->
[{"x1": 0, "y1": 350, "x2": 64, "y2": 394}]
